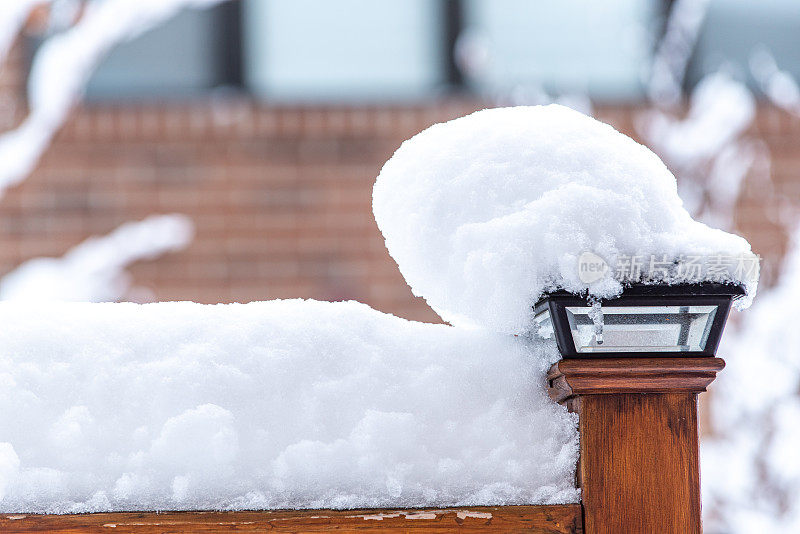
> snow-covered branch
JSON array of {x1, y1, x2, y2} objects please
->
[
  {"x1": 0, "y1": 0, "x2": 228, "y2": 196},
  {"x1": 0, "y1": 214, "x2": 194, "y2": 302},
  {"x1": 750, "y1": 46, "x2": 800, "y2": 117},
  {"x1": 647, "y1": 0, "x2": 711, "y2": 107},
  {"x1": 0, "y1": 0, "x2": 42, "y2": 63}
]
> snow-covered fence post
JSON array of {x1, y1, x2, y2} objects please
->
[
  {"x1": 548, "y1": 356, "x2": 724, "y2": 533},
  {"x1": 372, "y1": 105, "x2": 757, "y2": 534},
  {"x1": 538, "y1": 283, "x2": 746, "y2": 533}
]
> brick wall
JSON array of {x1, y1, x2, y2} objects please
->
[{"x1": 1, "y1": 42, "x2": 798, "y2": 323}]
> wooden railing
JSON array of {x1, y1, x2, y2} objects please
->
[
  {"x1": 0, "y1": 506, "x2": 582, "y2": 533},
  {"x1": 0, "y1": 357, "x2": 723, "y2": 533}
]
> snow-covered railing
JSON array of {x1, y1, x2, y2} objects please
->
[
  {"x1": 0, "y1": 348, "x2": 723, "y2": 533},
  {"x1": 0, "y1": 106, "x2": 757, "y2": 533},
  {"x1": 0, "y1": 341, "x2": 724, "y2": 533}
]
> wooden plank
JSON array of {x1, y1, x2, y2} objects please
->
[
  {"x1": 579, "y1": 393, "x2": 701, "y2": 534},
  {"x1": 0, "y1": 505, "x2": 583, "y2": 533}
]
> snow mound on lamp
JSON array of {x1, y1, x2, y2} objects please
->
[{"x1": 373, "y1": 105, "x2": 759, "y2": 334}]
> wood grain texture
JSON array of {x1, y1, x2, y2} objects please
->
[
  {"x1": 547, "y1": 358, "x2": 724, "y2": 402},
  {"x1": 548, "y1": 358, "x2": 719, "y2": 533},
  {"x1": 0, "y1": 505, "x2": 583, "y2": 533},
  {"x1": 579, "y1": 393, "x2": 701, "y2": 534}
]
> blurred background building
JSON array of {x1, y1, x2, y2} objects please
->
[
  {"x1": 2, "y1": 1, "x2": 800, "y2": 531},
  {"x1": 1, "y1": 0, "x2": 796, "y2": 319}
]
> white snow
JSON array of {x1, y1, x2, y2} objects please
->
[
  {"x1": 750, "y1": 46, "x2": 800, "y2": 117},
  {"x1": 640, "y1": 72, "x2": 755, "y2": 170},
  {"x1": 637, "y1": 72, "x2": 758, "y2": 228},
  {"x1": 0, "y1": 444, "x2": 20, "y2": 501},
  {"x1": 0, "y1": 300, "x2": 578, "y2": 513},
  {"x1": 0, "y1": 103, "x2": 764, "y2": 513},
  {"x1": 373, "y1": 105, "x2": 758, "y2": 333},
  {"x1": 0, "y1": 214, "x2": 194, "y2": 302}
]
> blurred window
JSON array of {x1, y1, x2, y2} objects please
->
[
  {"x1": 461, "y1": 0, "x2": 659, "y2": 101},
  {"x1": 65, "y1": 0, "x2": 669, "y2": 103},
  {"x1": 84, "y1": 4, "x2": 240, "y2": 100},
  {"x1": 242, "y1": 0, "x2": 446, "y2": 101},
  {"x1": 687, "y1": 0, "x2": 800, "y2": 90}
]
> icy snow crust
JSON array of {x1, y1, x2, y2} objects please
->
[
  {"x1": 0, "y1": 300, "x2": 578, "y2": 513},
  {"x1": 373, "y1": 105, "x2": 758, "y2": 333}
]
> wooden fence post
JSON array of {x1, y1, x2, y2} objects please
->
[{"x1": 548, "y1": 357, "x2": 725, "y2": 534}]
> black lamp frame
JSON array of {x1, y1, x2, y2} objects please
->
[{"x1": 533, "y1": 283, "x2": 746, "y2": 359}]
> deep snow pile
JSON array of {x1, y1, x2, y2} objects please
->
[
  {"x1": 0, "y1": 300, "x2": 578, "y2": 513},
  {"x1": 373, "y1": 105, "x2": 759, "y2": 333}
]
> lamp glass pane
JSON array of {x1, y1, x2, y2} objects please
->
[
  {"x1": 534, "y1": 309, "x2": 554, "y2": 339},
  {"x1": 565, "y1": 305, "x2": 718, "y2": 353}
]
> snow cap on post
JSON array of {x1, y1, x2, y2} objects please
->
[{"x1": 373, "y1": 105, "x2": 758, "y2": 334}]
